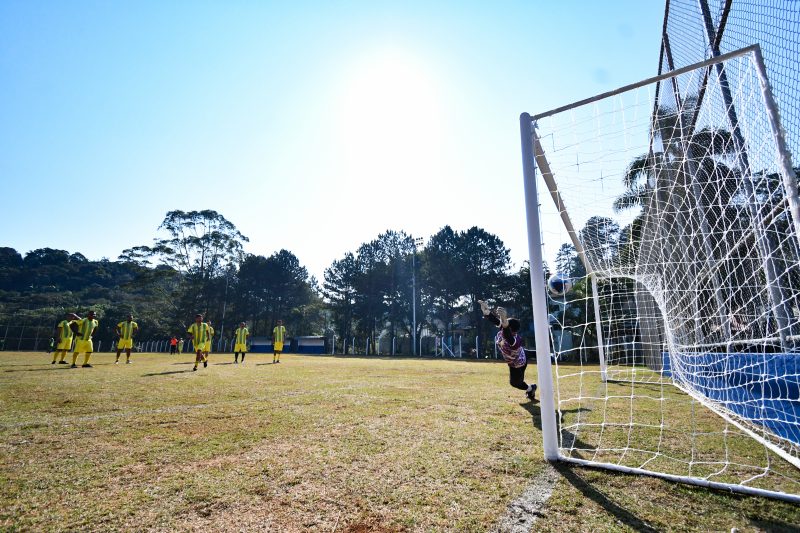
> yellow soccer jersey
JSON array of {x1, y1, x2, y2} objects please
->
[
  {"x1": 187, "y1": 322, "x2": 211, "y2": 345},
  {"x1": 117, "y1": 321, "x2": 138, "y2": 340},
  {"x1": 234, "y1": 327, "x2": 249, "y2": 345},
  {"x1": 75, "y1": 318, "x2": 98, "y2": 341},
  {"x1": 273, "y1": 325, "x2": 286, "y2": 343},
  {"x1": 58, "y1": 320, "x2": 75, "y2": 341}
]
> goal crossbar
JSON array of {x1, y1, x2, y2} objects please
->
[{"x1": 530, "y1": 45, "x2": 759, "y2": 122}]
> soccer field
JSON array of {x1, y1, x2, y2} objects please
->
[{"x1": 1, "y1": 352, "x2": 798, "y2": 532}]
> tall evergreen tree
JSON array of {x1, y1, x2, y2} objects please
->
[{"x1": 322, "y1": 253, "x2": 358, "y2": 353}]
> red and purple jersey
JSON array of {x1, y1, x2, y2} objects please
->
[{"x1": 496, "y1": 330, "x2": 526, "y2": 368}]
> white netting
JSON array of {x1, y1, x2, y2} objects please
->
[{"x1": 532, "y1": 48, "x2": 800, "y2": 500}]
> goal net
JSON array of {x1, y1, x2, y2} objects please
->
[{"x1": 521, "y1": 45, "x2": 800, "y2": 502}]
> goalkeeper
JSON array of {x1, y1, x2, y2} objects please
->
[{"x1": 479, "y1": 300, "x2": 537, "y2": 401}]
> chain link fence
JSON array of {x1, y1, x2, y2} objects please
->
[
  {"x1": 0, "y1": 323, "x2": 196, "y2": 354},
  {"x1": 0, "y1": 323, "x2": 512, "y2": 360},
  {"x1": 329, "y1": 335, "x2": 503, "y2": 359},
  {"x1": 0, "y1": 324, "x2": 58, "y2": 352}
]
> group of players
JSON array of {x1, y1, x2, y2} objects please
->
[
  {"x1": 49, "y1": 311, "x2": 288, "y2": 370},
  {"x1": 50, "y1": 310, "x2": 119, "y2": 368},
  {"x1": 46, "y1": 301, "x2": 535, "y2": 402}
]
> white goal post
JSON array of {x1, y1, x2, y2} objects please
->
[{"x1": 521, "y1": 44, "x2": 800, "y2": 502}]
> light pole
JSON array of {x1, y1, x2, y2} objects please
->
[
  {"x1": 218, "y1": 265, "x2": 234, "y2": 347},
  {"x1": 412, "y1": 237, "x2": 423, "y2": 356}
]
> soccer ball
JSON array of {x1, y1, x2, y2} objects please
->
[{"x1": 547, "y1": 274, "x2": 573, "y2": 297}]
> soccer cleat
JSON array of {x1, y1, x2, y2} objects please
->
[
  {"x1": 115, "y1": 360, "x2": 119, "y2": 364},
  {"x1": 203, "y1": 360, "x2": 207, "y2": 368},
  {"x1": 82, "y1": 364, "x2": 93, "y2": 368},
  {"x1": 126, "y1": 360, "x2": 131, "y2": 364},
  {"x1": 526, "y1": 384, "x2": 538, "y2": 402},
  {"x1": 51, "y1": 361, "x2": 56, "y2": 365},
  {"x1": 496, "y1": 307, "x2": 509, "y2": 328},
  {"x1": 192, "y1": 366, "x2": 197, "y2": 371},
  {"x1": 70, "y1": 364, "x2": 77, "y2": 368},
  {"x1": 58, "y1": 360, "x2": 68, "y2": 364},
  {"x1": 478, "y1": 299, "x2": 491, "y2": 316}
]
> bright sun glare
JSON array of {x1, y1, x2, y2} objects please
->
[{"x1": 338, "y1": 50, "x2": 445, "y2": 185}]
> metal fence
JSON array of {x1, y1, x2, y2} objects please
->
[
  {"x1": 327, "y1": 335, "x2": 501, "y2": 359},
  {"x1": 0, "y1": 324, "x2": 198, "y2": 354},
  {"x1": 0, "y1": 324, "x2": 124, "y2": 353},
  {"x1": 0, "y1": 323, "x2": 507, "y2": 360}
]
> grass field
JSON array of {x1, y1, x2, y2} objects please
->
[{"x1": 1, "y1": 351, "x2": 799, "y2": 532}]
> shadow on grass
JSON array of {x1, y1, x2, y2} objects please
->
[
  {"x1": 520, "y1": 400, "x2": 543, "y2": 430},
  {"x1": 142, "y1": 370, "x2": 194, "y2": 376},
  {"x1": 4, "y1": 366, "x2": 72, "y2": 373},
  {"x1": 552, "y1": 464, "x2": 799, "y2": 532},
  {"x1": 746, "y1": 516, "x2": 800, "y2": 532},
  {"x1": 553, "y1": 462, "x2": 660, "y2": 533},
  {"x1": 520, "y1": 403, "x2": 596, "y2": 460},
  {"x1": 523, "y1": 403, "x2": 800, "y2": 531},
  {"x1": 256, "y1": 362, "x2": 279, "y2": 366},
  {"x1": 604, "y1": 379, "x2": 673, "y2": 395},
  {"x1": 5, "y1": 363, "x2": 114, "y2": 372}
]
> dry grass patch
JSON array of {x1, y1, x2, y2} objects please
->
[{"x1": 1, "y1": 352, "x2": 799, "y2": 531}]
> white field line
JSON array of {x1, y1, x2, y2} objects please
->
[{"x1": 491, "y1": 463, "x2": 560, "y2": 533}]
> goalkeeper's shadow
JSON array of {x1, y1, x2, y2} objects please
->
[{"x1": 520, "y1": 403, "x2": 596, "y2": 454}]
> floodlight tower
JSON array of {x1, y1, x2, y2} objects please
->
[{"x1": 412, "y1": 237, "x2": 424, "y2": 356}]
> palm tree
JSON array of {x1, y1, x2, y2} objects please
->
[
  {"x1": 613, "y1": 91, "x2": 800, "y2": 352},
  {"x1": 611, "y1": 99, "x2": 748, "y2": 355}
]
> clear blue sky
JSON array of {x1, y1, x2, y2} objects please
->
[{"x1": 0, "y1": 1, "x2": 665, "y2": 281}]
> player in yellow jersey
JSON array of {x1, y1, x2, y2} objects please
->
[
  {"x1": 51, "y1": 312, "x2": 78, "y2": 364},
  {"x1": 203, "y1": 320, "x2": 214, "y2": 363},
  {"x1": 187, "y1": 314, "x2": 211, "y2": 371},
  {"x1": 233, "y1": 322, "x2": 249, "y2": 364},
  {"x1": 70, "y1": 310, "x2": 98, "y2": 368},
  {"x1": 272, "y1": 319, "x2": 286, "y2": 364},
  {"x1": 115, "y1": 314, "x2": 139, "y2": 364}
]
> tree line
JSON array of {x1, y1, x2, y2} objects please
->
[{"x1": 0, "y1": 210, "x2": 545, "y2": 354}]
